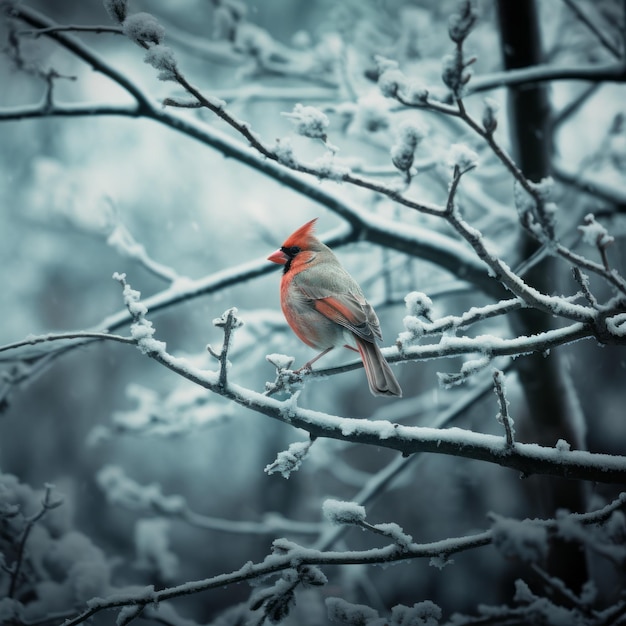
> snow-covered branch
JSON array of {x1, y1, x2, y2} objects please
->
[
  {"x1": 59, "y1": 493, "x2": 626, "y2": 626},
  {"x1": 97, "y1": 465, "x2": 322, "y2": 536},
  {"x1": 105, "y1": 277, "x2": 626, "y2": 483}
]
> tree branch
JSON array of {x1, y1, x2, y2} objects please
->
[
  {"x1": 468, "y1": 61, "x2": 626, "y2": 94},
  {"x1": 59, "y1": 493, "x2": 626, "y2": 626},
  {"x1": 138, "y1": 324, "x2": 625, "y2": 483}
]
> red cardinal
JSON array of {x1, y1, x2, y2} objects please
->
[{"x1": 267, "y1": 218, "x2": 402, "y2": 397}]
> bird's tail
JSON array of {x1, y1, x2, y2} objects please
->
[{"x1": 355, "y1": 337, "x2": 402, "y2": 397}]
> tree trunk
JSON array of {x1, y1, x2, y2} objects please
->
[{"x1": 495, "y1": 0, "x2": 589, "y2": 592}]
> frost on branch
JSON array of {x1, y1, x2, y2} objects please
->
[
  {"x1": 144, "y1": 45, "x2": 179, "y2": 82},
  {"x1": 441, "y1": 2, "x2": 477, "y2": 97},
  {"x1": 265, "y1": 439, "x2": 314, "y2": 479},
  {"x1": 273, "y1": 138, "x2": 298, "y2": 167},
  {"x1": 437, "y1": 355, "x2": 491, "y2": 388},
  {"x1": 397, "y1": 291, "x2": 433, "y2": 348},
  {"x1": 323, "y1": 499, "x2": 366, "y2": 526},
  {"x1": 372, "y1": 522, "x2": 414, "y2": 551},
  {"x1": 447, "y1": 143, "x2": 478, "y2": 173},
  {"x1": 326, "y1": 597, "x2": 442, "y2": 626},
  {"x1": 448, "y1": 0, "x2": 478, "y2": 44},
  {"x1": 250, "y1": 563, "x2": 327, "y2": 624},
  {"x1": 490, "y1": 516, "x2": 548, "y2": 563},
  {"x1": 578, "y1": 213, "x2": 615, "y2": 249},
  {"x1": 113, "y1": 273, "x2": 166, "y2": 356},
  {"x1": 390, "y1": 120, "x2": 426, "y2": 175},
  {"x1": 282, "y1": 103, "x2": 329, "y2": 141},
  {"x1": 348, "y1": 94, "x2": 392, "y2": 137},
  {"x1": 103, "y1": 0, "x2": 128, "y2": 25},
  {"x1": 265, "y1": 353, "x2": 306, "y2": 396},
  {"x1": 482, "y1": 97, "x2": 499, "y2": 134},
  {"x1": 606, "y1": 313, "x2": 626, "y2": 337},
  {"x1": 134, "y1": 518, "x2": 179, "y2": 582},
  {"x1": 326, "y1": 597, "x2": 380, "y2": 625},
  {"x1": 97, "y1": 465, "x2": 186, "y2": 514},
  {"x1": 122, "y1": 12, "x2": 165, "y2": 46},
  {"x1": 377, "y1": 58, "x2": 407, "y2": 99}
]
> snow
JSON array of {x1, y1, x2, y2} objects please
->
[
  {"x1": 144, "y1": 45, "x2": 178, "y2": 82},
  {"x1": 490, "y1": 516, "x2": 548, "y2": 563},
  {"x1": 374, "y1": 523, "x2": 413, "y2": 550},
  {"x1": 398, "y1": 314, "x2": 427, "y2": 346},
  {"x1": 441, "y1": 53, "x2": 472, "y2": 96},
  {"x1": 407, "y1": 86, "x2": 431, "y2": 108},
  {"x1": 378, "y1": 68, "x2": 407, "y2": 98},
  {"x1": 312, "y1": 152, "x2": 352, "y2": 181},
  {"x1": 323, "y1": 499, "x2": 366, "y2": 526},
  {"x1": 134, "y1": 518, "x2": 179, "y2": 581},
  {"x1": 103, "y1": 0, "x2": 128, "y2": 24},
  {"x1": 391, "y1": 121, "x2": 426, "y2": 172},
  {"x1": 326, "y1": 597, "x2": 379, "y2": 624},
  {"x1": 86, "y1": 585, "x2": 156, "y2": 609},
  {"x1": 531, "y1": 176, "x2": 555, "y2": 201},
  {"x1": 266, "y1": 353, "x2": 295, "y2": 371},
  {"x1": 513, "y1": 578, "x2": 535, "y2": 603},
  {"x1": 448, "y1": 4, "x2": 477, "y2": 42},
  {"x1": 579, "y1": 213, "x2": 615, "y2": 248},
  {"x1": 0, "y1": 599, "x2": 21, "y2": 623},
  {"x1": 447, "y1": 143, "x2": 479, "y2": 171},
  {"x1": 555, "y1": 439, "x2": 571, "y2": 453},
  {"x1": 122, "y1": 13, "x2": 165, "y2": 46},
  {"x1": 482, "y1": 97, "x2": 499, "y2": 133},
  {"x1": 390, "y1": 601, "x2": 442, "y2": 625},
  {"x1": 429, "y1": 555, "x2": 453, "y2": 570},
  {"x1": 113, "y1": 274, "x2": 168, "y2": 355},
  {"x1": 264, "y1": 440, "x2": 311, "y2": 479},
  {"x1": 349, "y1": 93, "x2": 392, "y2": 137},
  {"x1": 282, "y1": 103, "x2": 329, "y2": 140},
  {"x1": 97, "y1": 465, "x2": 186, "y2": 513},
  {"x1": 274, "y1": 137, "x2": 298, "y2": 167}
]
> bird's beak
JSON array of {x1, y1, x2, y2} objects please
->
[{"x1": 267, "y1": 249, "x2": 288, "y2": 265}]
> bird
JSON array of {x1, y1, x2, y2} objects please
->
[{"x1": 267, "y1": 218, "x2": 402, "y2": 397}]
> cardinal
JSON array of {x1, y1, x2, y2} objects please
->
[{"x1": 267, "y1": 218, "x2": 402, "y2": 397}]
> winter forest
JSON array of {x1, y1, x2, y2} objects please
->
[{"x1": 1, "y1": 0, "x2": 626, "y2": 624}]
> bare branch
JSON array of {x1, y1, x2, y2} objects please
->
[{"x1": 467, "y1": 61, "x2": 626, "y2": 94}]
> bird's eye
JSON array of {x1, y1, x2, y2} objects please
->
[{"x1": 281, "y1": 246, "x2": 301, "y2": 257}]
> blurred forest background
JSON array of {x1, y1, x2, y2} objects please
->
[{"x1": 1, "y1": 0, "x2": 626, "y2": 624}]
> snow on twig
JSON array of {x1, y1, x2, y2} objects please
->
[
  {"x1": 120, "y1": 315, "x2": 626, "y2": 483},
  {"x1": 59, "y1": 494, "x2": 626, "y2": 626}
]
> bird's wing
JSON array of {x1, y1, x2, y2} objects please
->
[{"x1": 293, "y1": 265, "x2": 383, "y2": 342}]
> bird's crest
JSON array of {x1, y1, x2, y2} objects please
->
[{"x1": 282, "y1": 218, "x2": 318, "y2": 249}]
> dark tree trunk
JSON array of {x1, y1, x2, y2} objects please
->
[{"x1": 495, "y1": 0, "x2": 589, "y2": 592}]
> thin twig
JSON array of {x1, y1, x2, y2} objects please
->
[
  {"x1": 0, "y1": 331, "x2": 135, "y2": 356},
  {"x1": 8, "y1": 485, "x2": 63, "y2": 598},
  {"x1": 210, "y1": 308, "x2": 243, "y2": 389},
  {"x1": 19, "y1": 24, "x2": 123, "y2": 37},
  {"x1": 572, "y1": 267, "x2": 599, "y2": 308},
  {"x1": 59, "y1": 493, "x2": 626, "y2": 626},
  {"x1": 493, "y1": 369, "x2": 515, "y2": 447}
]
